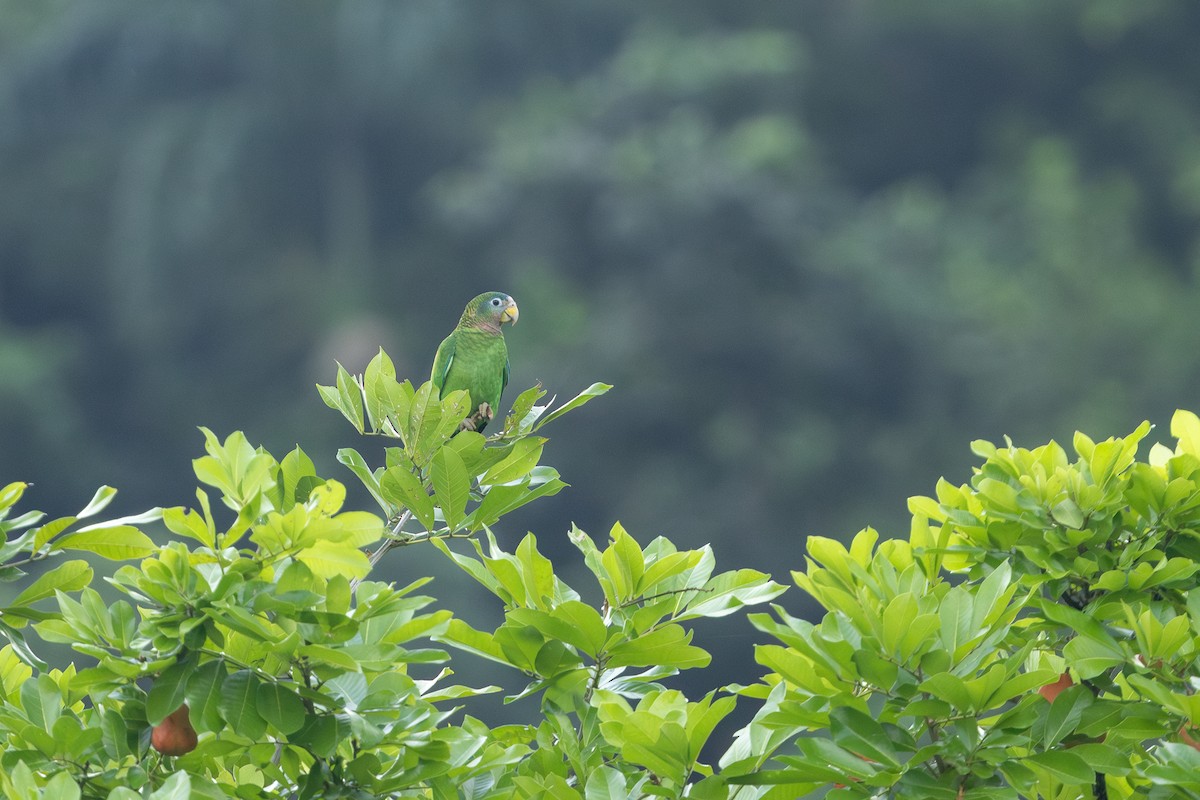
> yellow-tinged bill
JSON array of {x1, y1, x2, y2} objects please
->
[{"x1": 501, "y1": 300, "x2": 519, "y2": 325}]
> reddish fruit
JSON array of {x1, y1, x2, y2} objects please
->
[
  {"x1": 1180, "y1": 725, "x2": 1200, "y2": 751},
  {"x1": 152, "y1": 703, "x2": 198, "y2": 756},
  {"x1": 1038, "y1": 672, "x2": 1073, "y2": 703}
]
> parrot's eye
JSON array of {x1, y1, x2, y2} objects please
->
[{"x1": 491, "y1": 298, "x2": 502, "y2": 306}]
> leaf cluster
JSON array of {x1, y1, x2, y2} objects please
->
[{"x1": 731, "y1": 411, "x2": 1200, "y2": 799}]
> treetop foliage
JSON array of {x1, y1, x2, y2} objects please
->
[{"x1": 2, "y1": 356, "x2": 1200, "y2": 798}]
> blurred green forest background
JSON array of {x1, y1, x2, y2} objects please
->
[{"x1": 2, "y1": 0, "x2": 1200, "y2": 711}]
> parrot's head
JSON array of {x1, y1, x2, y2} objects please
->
[{"x1": 462, "y1": 291, "x2": 519, "y2": 332}]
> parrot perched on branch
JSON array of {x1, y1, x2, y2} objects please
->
[{"x1": 431, "y1": 291, "x2": 519, "y2": 433}]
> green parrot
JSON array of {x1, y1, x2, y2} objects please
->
[{"x1": 431, "y1": 291, "x2": 519, "y2": 433}]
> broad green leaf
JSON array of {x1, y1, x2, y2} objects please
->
[
  {"x1": 1173, "y1": 409, "x2": 1200, "y2": 457},
  {"x1": 1039, "y1": 685, "x2": 1092, "y2": 747},
  {"x1": 162, "y1": 506, "x2": 214, "y2": 548},
  {"x1": 78, "y1": 485, "x2": 118, "y2": 518},
  {"x1": 471, "y1": 472, "x2": 567, "y2": 530},
  {"x1": 534, "y1": 382, "x2": 612, "y2": 430},
  {"x1": 336, "y1": 448, "x2": 387, "y2": 511},
  {"x1": 12, "y1": 560, "x2": 92, "y2": 606},
  {"x1": 381, "y1": 465, "x2": 435, "y2": 530},
  {"x1": 296, "y1": 644, "x2": 362, "y2": 672},
  {"x1": 0, "y1": 481, "x2": 28, "y2": 513},
  {"x1": 257, "y1": 682, "x2": 306, "y2": 734},
  {"x1": 938, "y1": 586, "x2": 974, "y2": 660},
  {"x1": 148, "y1": 771, "x2": 191, "y2": 800},
  {"x1": 919, "y1": 672, "x2": 973, "y2": 711},
  {"x1": 338, "y1": 363, "x2": 366, "y2": 434},
  {"x1": 328, "y1": 511, "x2": 384, "y2": 548},
  {"x1": 436, "y1": 618, "x2": 512, "y2": 666},
  {"x1": 584, "y1": 766, "x2": 627, "y2": 800},
  {"x1": 147, "y1": 655, "x2": 198, "y2": 725},
  {"x1": 1022, "y1": 750, "x2": 1093, "y2": 784},
  {"x1": 607, "y1": 624, "x2": 710, "y2": 669},
  {"x1": 431, "y1": 538, "x2": 504, "y2": 596},
  {"x1": 19, "y1": 673, "x2": 61, "y2": 730},
  {"x1": 0, "y1": 624, "x2": 48, "y2": 670},
  {"x1": 219, "y1": 670, "x2": 268, "y2": 739},
  {"x1": 1067, "y1": 742, "x2": 1131, "y2": 776},
  {"x1": 481, "y1": 437, "x2": 546, "y2": 485},
  {"x1": 54, "y1": 527, "x2": 157, "y2": 560},
  {"x1": 291, "y1": 714, "x2": 343, "y2": 759},
  {"x1": 829, "y1": 706, "x2": 901, "y2": 767},
  {"x1": 296, "y1": 539, "x2": 371, "y2": 580},
  {"x1": 504, "y1": 384, "x2": 548, "y2": 434},
  {"x1": 407, "y1": 381, "x2": 442, "y2": 464},
  {"x1": 516, "y1": 533, "x2": 556, "y2": 610},
  {"x1": 551, "y1": 601, "x2": 608, "y2": 657},
  {"x1": 601, "y1": 522, "x2": 645, "y2": 604},
  {"x1": 431, "y1": 445, "x2": 470, "y2": 531},
  {"x1": 686, "y1": 693, "x2": 737, "y2": 762},
  {"x1": 1063, "y1": 634, "x2": 1125, "y2": 680},
  {"x1": 681, "y1": 569, "x2": 786, "y2": 619},
  {"x1": 43, "y1": 772, "x2": 80, "y2": 800},
  {"x1": 184, "y1": 660, "x2": 227, "y2": 733},
  {"x1": 32, "y1": 516, "x2": 77, "y2": 551},
  {"x1": 362, "y1": 348, "x2": 396, "y2": 432}
]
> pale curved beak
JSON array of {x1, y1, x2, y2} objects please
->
[{"x1": 501, "y1": 300, "x2": 519, "y2": 325}]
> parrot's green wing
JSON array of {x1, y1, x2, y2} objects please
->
[
  {"x1": 503, "y1": 356, "x2": 510, "y2": 396},
  {"x1": 431, "y1": 333, "x2": 456, "y2": 396}
]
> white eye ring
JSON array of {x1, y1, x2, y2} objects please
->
[{"x1": 492, "y1": 298, "x2": 502, "y2": 306}]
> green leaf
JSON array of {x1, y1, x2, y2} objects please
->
[
  {"x1": 1039, "y1": 685, "x2": 1092, "y2": 747},
  {"x1": 148, "y1": 771, "x2": 191, "y2": 800},
  {"x1": 551, "y1": 601, "x2": 609, "y2": 657},
  {"x1": 362, "y1": 348, "x2": 396, "y2": 432},
  {"x1": 686, "y1": 693, "x2": 737, "y2": 762},
  {"x1": 336, "y1": 448, "x2": 387, "y2": 511},
  {"x1": 292, "y1": 714, "x2": 344, "y2": 759},
  {"x1": 1022, "y1": 750, "x2": 1093, "y2": 784},
  {"x1": 147, "y1": 655, "x2": 197, "y2": 725},
  {"x1": 78, "y1": 485, "x2": 118, "y2": 518},
  {"x1": 184, "y1": 660, "x2": 227, "y2": 733},
  {"x1": 918, "y1": 672, "x2": 973, "y2": 711},
  {"x1": 681, "y1": 569, "x2": 786, "y2": 619},
  {"x1": 162, "y1": 506, "x2": 215, "y2": 548},
  {"x1": 1067, "y1": 742, "x2": 1131, "y2": 777},
  {"x1": 829, "y1": 706, "x2": 901, "y2": 767},
  {"x1": 607, "y1": 624, "x2": 710, "y2": 669},
  {"x1": 381, "y1": 465, "x2": 435, "y2": 530},
  {"x1": 297, "y1": 539, "x2": 372, "y2": 580},
  {"x1": 1173, "y1": 409, "x2": 1200, "y2": 457},
  {"x1": 219, "y1": 670, "x2": 268, "y2": 739},
  {"x1": 54, "y1": 526, "x2": 157, "y2": 560},
  {"x1": 43, "y1": 772, "x2": 80, "y2": 800},
  {"x1": 471, "y1": 471, "x2": 567, "y2": 529},
  {"x1": 504, "y1": 384, "x2": 548, "y2": 434},
  {"x1": 407, "y1": 381, "x2": 443, "y2": 464},
  {"x1": 481, "y1": 437, "x2": 546, "y2": 485},
  {"x1": 32, "y1": 516, "x2": 77, "y2": 551},
  {"x1": 436, "y1": 618, "x2": 511, "y2": 666},
  {"x1": 601, "y1": 522, "x2": 645, "y2": 604},
  {"x1": 534, "y1": 382, "x2": 612, "y2": 430},
  {"x1": 257, "y1": 682, "x2": 307, "y2": 734},
  {"x1": 431, "y1": 445, "x2": 470, "y2": 531},
  {"x1": 11, "y1": 560, "x2": 92, "y2": 606},
  {"x1": 584, "y1": 766, "x2": 627, "y2": 800},
  {"x1": 0, "y1": 482, "x2": 28, "y2": 514},
  {"x1": 1063, "y1": 633, "x2": 1125, "y2": 680},
  {"x1": 19, "y1": 673, "x2": 61, "y2": 730}
]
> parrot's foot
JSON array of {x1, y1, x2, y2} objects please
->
[{"x1": 458, "y1": 403, "x2": 495, "y2": 433}]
